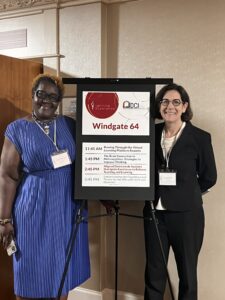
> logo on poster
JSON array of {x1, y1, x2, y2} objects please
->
[
  {"x1": 86, "y1": 92, "x2": 119, "y2": 119},
  {"x1": 123, "y1": 101, "x2": 139, "y2": 109}
]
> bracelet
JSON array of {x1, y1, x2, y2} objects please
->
[{"x1": 0, "y1": 218, "x2": 12, "y2": 226}]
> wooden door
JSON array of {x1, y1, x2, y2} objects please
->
[{"x1": 0, "y1": 54, "x2": 42, "y2": 300}]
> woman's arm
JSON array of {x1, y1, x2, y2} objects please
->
[
  {"x1": 0, "y1": 138, "x2": 21, "y2": 248},
  {"x1": 197, "y1": 133, "x2": 217, "y2": 192}
]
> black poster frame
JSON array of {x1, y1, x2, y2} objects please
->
[{"x1": 62, "y1": 78, "x2": 173, "y2": 201}]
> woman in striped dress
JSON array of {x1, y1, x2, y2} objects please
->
[{"x1": 0, "y1": 74, "x2": 90, "y2": 300}]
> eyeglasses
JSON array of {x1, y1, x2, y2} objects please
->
[
  {"x1": 35, "y1": 90, "x2": 59, "y2": 103},
  {"x1": 160, "y1": 99, "x2": 183, "y2": 107}
]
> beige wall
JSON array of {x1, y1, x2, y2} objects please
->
[
  {"x1": 60, "y1": 4, "x2": 102, "y2": 78},
  {"x1": 0, "y1": 0, "x2": 225, "y2": 299},
  {"x1": 106, "y1": 0, "x2": 225, "y2": 298},
  {"x1": 0, "y1": 9, "x2": 57, "y2": 58}
]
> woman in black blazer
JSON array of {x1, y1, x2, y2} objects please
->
[{"x1": 143, "y1": 83, "x2": 217, "y2": 300}]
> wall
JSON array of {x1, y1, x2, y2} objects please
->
[
  {"x1": 106, "y1": 0, "x2": 225, "y2": 299},
  {"x1": 0, "y1": 0, "x2": 225, "y2": 299},
  {"x1": 0, "y1": 9, "x2": 56, "y2": 58}
]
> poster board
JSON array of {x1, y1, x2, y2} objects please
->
[{"x1": 62, "y1": 78, "x2": 173, "y2": 201}]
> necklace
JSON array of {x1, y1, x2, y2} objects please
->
[{"x1": 32, "y1": 113, "x2": 55, "y2": 135}]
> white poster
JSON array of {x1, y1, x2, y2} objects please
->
[
  {"x1": 82, "y1": 142, "x2": 150, "y2": 187},
  {"x1": 82, "y1": 91, "x2": 150, "y2": 136}
]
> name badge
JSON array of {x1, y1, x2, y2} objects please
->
[
  {"x1": 159, "y1": 169, "x2": 177, "y2": 186},
  {"x1": 51, "y1": 150, "x2": 72, "y2": 169}
]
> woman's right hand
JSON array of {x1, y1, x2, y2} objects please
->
[{"x1": 0, "y1": 223, "x2": 14, "y2": 249}]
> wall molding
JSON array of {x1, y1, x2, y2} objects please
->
[
  {"x1": 69, "y1": 286, "x2": 102, "y2": 300},
  {"x1": 0, "y1": 0, "x2": 55, "y2": 12},
  {"x1": 69, "y1": 287, "x2": 144, "y2": 300},
  {"x1": 0, "y1": 0, "x2": 138, "y2": 14}
]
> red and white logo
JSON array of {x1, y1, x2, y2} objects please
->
[{"x1": 85, "y1": 92, "x2": 119, "y2": 119}]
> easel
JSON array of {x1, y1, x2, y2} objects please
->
[
  {"x1": 57, "y1": 77, "x2": 175, "y2": 300},
  {"x1": 57, "y1": 199, "x2": 175, "y2": 300}
]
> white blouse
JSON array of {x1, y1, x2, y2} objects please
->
[{"x1": 156, "y1": 122, "x2": 186, "y2": 210}]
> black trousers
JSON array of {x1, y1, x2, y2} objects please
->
[{"x1": 143, "y1": 205, "x2": 205, "y2": 300}]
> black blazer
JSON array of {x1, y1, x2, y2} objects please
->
[{"x1": 154, "y1": 122, "x2": 217, "y2": 211}]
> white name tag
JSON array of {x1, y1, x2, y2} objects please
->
[
  {"x1": 159, "y1": 170, "x2": 177, "y2": 186},
  {"x1": 51, "y1": 150, "x2": 72, "y2": 169}
]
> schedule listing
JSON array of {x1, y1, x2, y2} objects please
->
[{"x1": 82, "y1": 142, "x2": 150, "y2": 187}]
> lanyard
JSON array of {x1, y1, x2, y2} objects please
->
[
  {"x1": 161, "y1": 123, "x2": 185, "y2": 169},
  {"x1": 34, "y1": 119, "x2": 59, "y2": 151},
  {"x1": 162, "y1": 131, "x2": 177, "y2": 169}
]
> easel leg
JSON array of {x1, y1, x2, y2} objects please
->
[
  {"x1": 115, "y1": 200, "x2": 120, "y2": 300},
  {"x1": 57, "y1": 200, "x2": 86, "y2": 300}
]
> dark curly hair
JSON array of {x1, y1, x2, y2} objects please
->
[
  {"x1": 152, "y1": 83, "x2": 193, "y2": 121},
  {"x1": 31, "y1": 73, "x2": 64, "y2": 101}
]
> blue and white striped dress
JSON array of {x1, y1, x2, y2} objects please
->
[{"x1": 5, "y1": 116, "x2": 90, "y2": 298}]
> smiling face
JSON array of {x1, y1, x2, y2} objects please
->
[
  {"x1": 159, "y1": 90, "x2": 188, "y2": 125},
  {"x1": 32, "y1": 80, "x2": 60, "y2": 121}
]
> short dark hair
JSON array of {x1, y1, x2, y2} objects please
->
[
  {"x1": 152, "y1": 83, "x2": 193, "y2": 121},
  {"x1": 32, "y1": 73, "x2": 64, "y2": 101}
]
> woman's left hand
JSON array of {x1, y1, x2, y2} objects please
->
[{"x1": 0, "y1": 223, "x2": 14, "y2": 249}]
